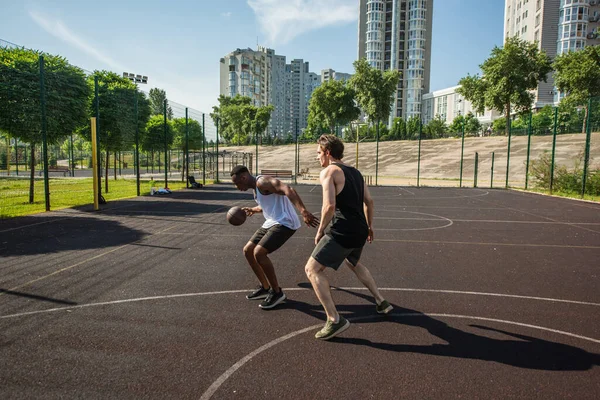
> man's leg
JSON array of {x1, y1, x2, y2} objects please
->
[
  {"x1": 254, "y1": 245, "x2": 280, "y2": 292},
  {"x1": 305, "y1": 257, "x2": 338, "y2": 322},
  {"x1": 345, "y1": 260, "x2": 385, "y2": 305},
  {"x1": 243, "y1": 241, "x2": 269, "y2": 289}
]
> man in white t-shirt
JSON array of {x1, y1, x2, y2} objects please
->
[{"x1": 230, "y1": 165, "x2": 319, "y2": 309}]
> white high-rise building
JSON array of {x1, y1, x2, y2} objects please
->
[
  {"x1": 321, "y1": 69, "x2": 352, "y2": 83},
  {"x1": 358, "y1": 0, "x2": 434, "y2": 121},
  {"x1": 504, "y1": 0, "x2": 600, "y2": 106},
  {"x1": 220, "y1": 49, "x2": 320, "y2": 138}
]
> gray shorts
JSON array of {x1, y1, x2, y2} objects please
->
[
  {"x1": 250, "y1": 224, "x2": 296, "y2": 253},
  {"x1": 311, "y1": 234, "x2": 363, "y2": 270}
]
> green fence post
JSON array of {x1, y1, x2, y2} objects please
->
[
  {"x1": 216, "y1": 117, "x2": 219, "y2": 183},
  {"x1": 39, "y1": 56, "x2": 50, "y2": 211},
  {"x1": 185, "y1": 107, "x2": 189, "y2": 188},
  {"x1": 135, "y1": 90, "x2": 140, "y2": 195},
  {"x1": 375, "y1": 120, "x2": 380, "y2": 186},
  {"x1": 202, "y1": 113, "x2": 206, "y2": 185},
  {"x1": 491, "y1": 152, "x2": 495, "y2": 188},
  {"x1": 255, "y1": 129, "x2": 258, "y2": 176},
  {"x1": 15, "y1": 137, "x2": 19, "y2": 176},
  {"x1": 525, "y1": 112, "x2": 532, "y2": 189},
  {"x1": 459, "y1": 118, "x2": 465, "y2": 187},
  {"x1": 294, "y1": 119, "x2": 298, "y2": 185},
  {"x1": 94, "y1": 75, "x2": 102, "y2": 198},
  {"x1": 506, "y1": 116, "x2": 512, "y2": 188},
  {"x1": 163, "y1": 100, "x2": 168, "y2": 188},
  {"x1": 550, "y1": 107, "x2": 558, "y2": 194},
  {"x1": 582, "y1": 97, "x2": 593, "y2": 198},
  {"x1": 474, "y1": 152, "x2": 479, "y2": 188},
  {"x1": 417, "y1": 120, "x2": 422, "y2": 187}
]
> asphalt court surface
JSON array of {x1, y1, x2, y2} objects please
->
[{"x1": 1, "y1": 184, "x2": 599, "y2": 399}]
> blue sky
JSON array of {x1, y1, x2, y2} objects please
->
[{"x1": 2, "y1": 0, "x2": 505, "y2": 115}]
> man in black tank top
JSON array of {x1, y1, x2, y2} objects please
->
[{"x1": 304, "y1": 135, "x2": 393, "y2": 340}]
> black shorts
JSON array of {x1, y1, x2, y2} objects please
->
[
  {"x1": 249, "y1": 224, "x2": 296, "y2": 253},
  {"x1": 311, "y1": 234, "x2": 364, "y2": 270}
]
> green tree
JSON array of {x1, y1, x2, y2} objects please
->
[
  {"x1": 142, "y1": 114, "x2": 174, "y2": 169},
  {"x1": 457, "y1": 37, "x2": 552, "y2": 136},
  {"x1": 0, "y1": 46, "x2": 89, "y2": 202},
  {"x1": 424, "y1": 115, "x2": 448, "y2": 139},
  {"x1": 148, "y1": 88, "x2": 173, "y2": 119},
  {"x1": 79, "y1": 71, "x2": 151, "y2": 190},
  {"x1": 406, "y1": 116, "x2": 422, "y2": 139},
  {"x1": 553, "y1": 45, "x2": 600, "y2": 134},
  {"x1": 349, "y1": 58, "x2": 401, "y2": 135},
  {"x1": 390, "y1": 117, "x2": 407, "y2": 140},
  {"x1": 307, "y1": 79, "x2": 360, "y2": 136},
  {"x1": 172, "y1": 117, "x2": 203, "y2": 151},
  {"x1": 247, "y1": 105, "x2": 274, "y2": 143},
  {"x1": 210, "y1": 95, "x2": 253, "y2": 144},
  {"x1": 531, "y1": 105, "x2": 554, "y2": 135}
]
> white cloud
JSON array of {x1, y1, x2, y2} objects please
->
[
  {"x1": 221, "y1": 11, "x2": 232, "y2": 18},
  {"x1": 29, "y1": 10, "x2": 126, "y2": 71},
  {"x1": 247, "y1": 0, "x2": 357, "y2": 45}
]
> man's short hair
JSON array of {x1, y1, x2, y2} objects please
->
[
  {"x1": 230, "y1": 165, "x2": 249, "y2": 177},
  {"x1": 317, "y1": 134, "x2": 344, "y2": 160}
]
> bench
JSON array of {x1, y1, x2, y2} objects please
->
[
  {"x1": 38, "y1": 166, "x2": 70, "y2": 177},
  {"x1": 260, "y1": 169, "x2": 293, "y2": 179}
]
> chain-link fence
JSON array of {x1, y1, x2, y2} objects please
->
[
  {"x1": 0, "y1": 41, "x2": 254, "y2": 218},
  {"x1": 217, "y1": 102, "x2": 599, "y2": 200},
  {"x1": 2, "y1": 40, "x2": 599, "y2": 218}
]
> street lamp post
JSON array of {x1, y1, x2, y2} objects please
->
[{"x1": 123, "y1": 72, "x2": 148, "y2": 196}]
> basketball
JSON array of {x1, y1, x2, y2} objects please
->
[{"x1": 227, "y1": 206, "x2": 247, "y2": 226}]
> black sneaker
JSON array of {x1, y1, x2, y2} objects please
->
[
  {"x1": 246, "y1": 286, "x2": 270, "y2": 300},
  {"x1": 259, "y1": 289, "x2": 287, "y2": 309}
]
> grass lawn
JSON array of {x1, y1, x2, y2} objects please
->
[{"x1": 0, "y1": 177, "x2": 191, "y2": 218}]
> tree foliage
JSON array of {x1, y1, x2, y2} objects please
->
[
  {"x1": 0, "y1": 46, "x2": 89, "y2": 202},
  {"x1": 457, "y1": 37, "x2": 552, "y2": 135},
  {"x1": 307, "y1": 79, "x2": 360, "y2": 135},
  {"x1": 172, "y1": 117, "x2": 203, "y2": 151},
  {"x1": 349, "y1": 58, "x2": 401, "y2": 124},
  {"x1": 553, "y1": 45, "x2": 600, "y2": 133},
  {"x1": 149, "y1": 88, "x2": 173, "y2": 119}
]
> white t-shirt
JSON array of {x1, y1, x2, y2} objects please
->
[{"x1": 254, "y1": 176, "x2": 301, "y2": 230}]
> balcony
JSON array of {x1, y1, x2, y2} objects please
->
[{"x1": 589, "y1": 15, "x2": 600, "y2": 23}]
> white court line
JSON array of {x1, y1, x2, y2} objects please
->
[
  {"x1": 398, "y1": 187, "x2": 415, "y2": 195},
  {"x1": 394, "y1": 189, "x2": 490, "y2": 199},
  {"x1": 199, "y1": 313, "x2": 600, "y2": 399},
  {"x1": 2, "y1": 287, "x2": 598, "y2": 320}
]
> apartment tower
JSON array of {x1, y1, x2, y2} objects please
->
[{"x1": 358, "y1": 0, "x2": 434, "y2": 122}]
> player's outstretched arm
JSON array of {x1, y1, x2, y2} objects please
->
[{"x1": 363, "y1": 182, "x2": 375, "y2": 243}]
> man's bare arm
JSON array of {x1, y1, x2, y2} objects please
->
[
  {"x1": 363, "y1": 182, "x2": 375, "y2": 243},
  {"x1": 258, "y1": 176, "x2": 318, "y2": 227},
  {"x1": 317, "y1": 167, "x2": 337, "y2": 236}
]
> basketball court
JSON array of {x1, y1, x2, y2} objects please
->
[{"x1": 1, "y1": 184, "x2": 599, "y2": 399}]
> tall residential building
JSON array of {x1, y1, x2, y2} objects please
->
[
  {"x1": 284, "y1": 60, "x2": 321, "y2": 134},
  {"x1": 504, "y1": 0, "x2": 600, "y2": 106},
  {"x1": 358, "y1": 0, "x2": 434, "y2": 121},
  {"x1": 220, "y1": 49, "x2": 320, "y2": 138},
  {"x1": 321, "y1": 69, "x2": 353, "y2": 83},
  {"x1": 504, "y1": 0, "x2": 560, "y2": 108}
]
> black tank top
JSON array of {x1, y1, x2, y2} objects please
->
[{"x1": 329, "y1": 163, "x2": 369, "y2": 248}]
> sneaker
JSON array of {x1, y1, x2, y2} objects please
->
[
  {"x1": 246, "y1": 286, "x2": 270, "y2": 300},
  {"x1": 259, "y1": 289, "x2": 286, "y2": 309},
  {"x1": 376, "y1": 300, "x2": 393, "y2": 314},
  {"x1": 315, "y1": 316, "x2": 350, "y2": 340}
]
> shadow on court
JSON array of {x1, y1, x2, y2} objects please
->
[
  {"x1": 0, "y1": 216, "x2": 147, "y2": 257},
  {"x1": 286, "y1": 286, "x2": 600, "y2": 372}
]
